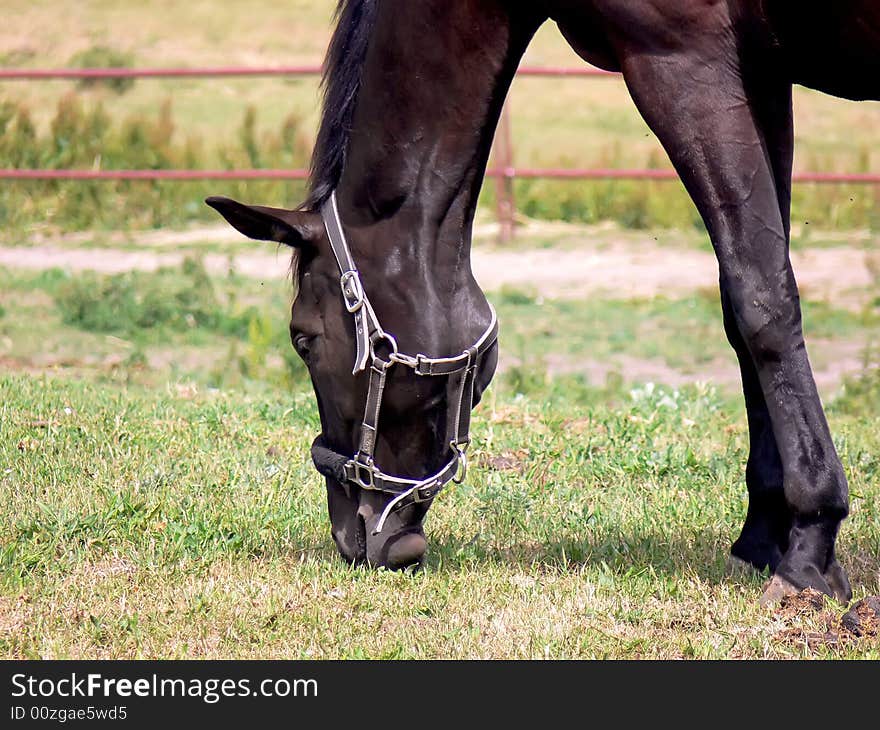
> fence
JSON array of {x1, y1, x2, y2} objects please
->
[{"x1": 2, "y1": 64, "x2": 879, "y2": 241}]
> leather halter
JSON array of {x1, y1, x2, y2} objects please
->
[{"x1": 310, "y1": 191, "x2": 498, "y2": 534}]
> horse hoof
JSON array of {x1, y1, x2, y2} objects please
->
[
  {"x1": 726, "y1": 555, "x2": 759, "y2": 578},
  {"x1": 759, "y1": 575, "x2": 800, "y2": 607},
  {"x1": 841, "y1": 596, "x2": 880, "y2": 637}
]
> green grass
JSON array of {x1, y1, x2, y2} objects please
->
[
  {"x1": 0, "y1": 263, "x2": 304, "y2": 390},
  {"x1": 1, "y1": 262, "x2": 879, "y2": 658},
  {"x1": 2, "y1": 373, "x2": 878, "y2": 659},
  {"x1": 1, "y1": 2, "x2": 878, "y2": 658},
  {"x1": 495, "y1": 286, "x2": 878, "y2": 370}
]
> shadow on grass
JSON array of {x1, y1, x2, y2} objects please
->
[
  {"x1": 423, "y1": 526, "x2": 742, "y2": 584},
  {"x1": 417, "y1": 525, "x2": 877, "y2": 593}
]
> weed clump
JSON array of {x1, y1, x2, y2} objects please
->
[
  {"x1": 47, "y1": 259, "x2": 307, "y2": 387},
  {"x1": 68, "y1": 46, "x2": 137, "y2": 94},
  {"x1": 54, "y1": 256, "x2": 251, "y2": 337},
  {"x1": 0, "y1": 95, "x2": 311, "y2": 235}
]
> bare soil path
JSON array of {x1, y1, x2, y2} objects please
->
[{"x1": 1, "y1": 231, "x2": 876, "y2": 304}]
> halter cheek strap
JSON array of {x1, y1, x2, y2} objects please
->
[{"x1": 311, "y1": 191, "x2": 498, "y2": 534}]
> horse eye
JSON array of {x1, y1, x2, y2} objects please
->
[{"x1": 293, "y1": 334, "x2": 314, "y2": 361}]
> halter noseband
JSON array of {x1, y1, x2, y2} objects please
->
[{"x1": 310, "y1": 191, "x2": 498, "y2": 534}]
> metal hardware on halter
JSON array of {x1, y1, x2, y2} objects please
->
[
  {"x1": 452, "y1": 441, "x2": 469, "y2": 484},
  {"x1": 369, "y1": 329, "x2": 399, "y2": 364},
  {"x1": 340, "y1": 270, "x2": 365, "y2": 313},
  {"x1": 352, "y1": 455, "x2": 376, "y2": 490},
  {"x1": 313, "y1": 190, "x2": 499, "y2": 534},
  {"x1": 388, "y1": 351, "x2": 419, "y2": 368}
]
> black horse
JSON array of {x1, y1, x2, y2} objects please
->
[{"x1": 207, "y1": 0, "x2": 880, "y2": 604}]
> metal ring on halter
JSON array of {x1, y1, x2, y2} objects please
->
[
  {"x1": 452, "y1": 441, "x2": 469, "y2": 484},
  {"x1": 370, "y1": 329, "x2": 399, "y2": 365},
  {"x1": 340, "y1": 270, "x2": 365, "y2": 313}
]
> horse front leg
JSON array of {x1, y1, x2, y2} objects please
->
[
  {"x1": 616, "y1": 32, "x2": 851, "y2": 603},
  {"x1": 722, "y1": 286, "x2": 789, "y2": 575},
  {"x1": 723, "y1": 78, "x2": 793, "y2": 577}
]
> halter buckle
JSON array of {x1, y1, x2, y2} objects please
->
[
  {"x1": 340, "y1": 271, "x2": 365, "y2": 313},
  {"x1": 352, "y1": 456, "x2": 376, "y2": 490}
]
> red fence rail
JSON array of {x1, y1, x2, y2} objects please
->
[
  {"x1": 1, "y1": 64, "x2": 877, "y2": 240},
  {"x1": 2, "y1": 167, "x2": 877, "y2": 184},
  {"x1": 0, "y1": 65, "x2": 614, "y2": 80}
]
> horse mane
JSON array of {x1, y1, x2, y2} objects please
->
[{"x1": 304, "y1": 0, "x2": 379, "y2": 210}]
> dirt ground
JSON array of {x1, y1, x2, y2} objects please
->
[{"x1": 3, "y1": 224, "x2": 878, "y2": 301}]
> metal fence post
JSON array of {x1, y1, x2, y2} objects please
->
[{"x1": 494, "y1": 102, "x2": 516, "y2": 244}]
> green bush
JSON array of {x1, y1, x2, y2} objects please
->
[
  {"x1": 49, "y1": 258, "x2": 308, "y2": 388},
  {"x1": 54, "y1": 257, "x2": 255, "y2": 337},
  {"x1": 68, "y1": 46, "x2": 137, "y2": 94},
  {"x1": 0, "y1": 95, "x2": 311, "y2": 235}
]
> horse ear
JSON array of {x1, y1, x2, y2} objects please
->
[{"x1": 205, "y1": 196, "x2": 323, "y2": 248}]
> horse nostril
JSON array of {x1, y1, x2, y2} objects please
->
[{"x1": 331, "y1": 513, "x2": 367, "y2": 565}]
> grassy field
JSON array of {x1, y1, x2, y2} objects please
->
[
  {"x1": 4, "y1": 1, "x2": 879, "y2": 171},
  {"x1": 1, "y1": 0, "x2": 879, "y2": 660},
  {"x1": 1, "y1": 1, "x2": 879, "y2": 233},
  {"x1": 2, "y1": 256, "x2": 880, "y2": 659}
]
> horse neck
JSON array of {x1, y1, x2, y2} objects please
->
[{"x1": 335, "y1": 2, "x2": 541, "y2": 282}]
